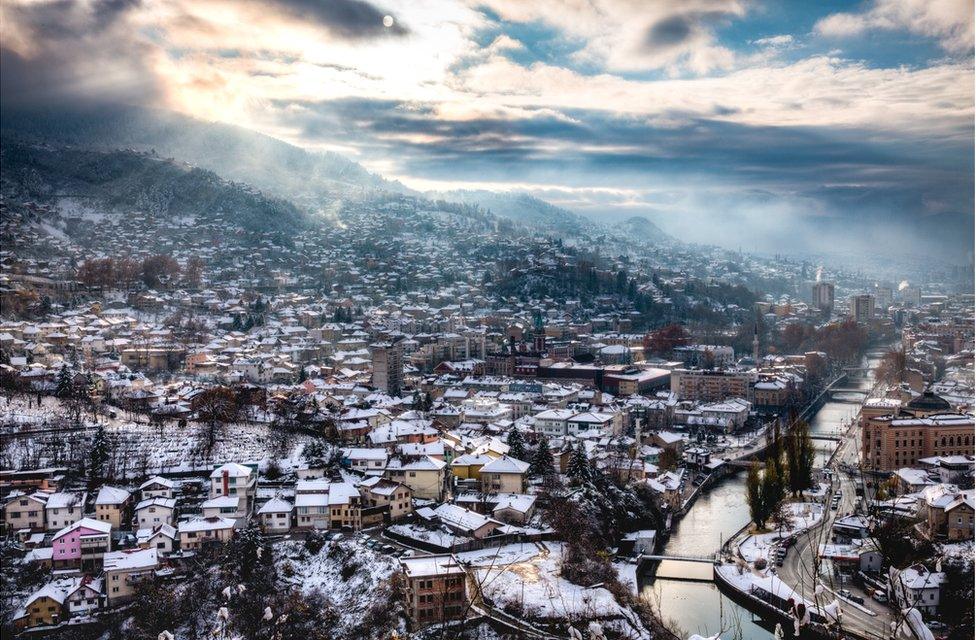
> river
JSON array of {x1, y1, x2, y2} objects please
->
[{"x1": 641, "y1": 352, "x2": 883, "y2": 640}]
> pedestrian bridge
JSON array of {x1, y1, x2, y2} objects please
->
[{"x1": 640, "y1": 553, "x2": 717, "y2": 564}]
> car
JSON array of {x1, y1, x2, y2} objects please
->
[
  {"x1": 849, "y1": 594, "x2": 864, "y2": 605},
  {"x1": 382, "y1": 544, "x2": 395, "y2": 553},
  {"x1": 872, "y1": 592, "x2": 888, "y2": 603},
  {"x1": 926, "y1": 622, "x2": 948, "y2": 632},
  {"x1": 831, "y1": 503, "x2": 839, "y2": 510},
  {"x1": 838, "y1": 589, "x2": 853, "y2": 599}
]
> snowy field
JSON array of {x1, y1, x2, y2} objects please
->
[
  {"x1": 473, "y1": 542, "x2": 629, "y2": 621},
  {"x1": 1, "y1": 395, "x2": 311, "y2": 478}
]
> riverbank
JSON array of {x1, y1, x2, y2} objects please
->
[{"x1": 642, "y1": 351, "x2": 886, "y2": 640}]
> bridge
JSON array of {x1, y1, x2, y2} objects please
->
[
  {"x1": 810, "y1": 434, "x2": 841, "y2": 442},
  {"x1": 639, "y1": 553, "x2": 717, "y2": 564}
]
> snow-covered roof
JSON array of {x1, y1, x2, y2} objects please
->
[
  {"x1": 95, "y1": 485, "x2": 131, "y2": 505},
  {"x1": 103, "y1": 548, "x2": 159, "y2": 572}
]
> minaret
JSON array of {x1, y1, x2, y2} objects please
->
[{"x1": 752, "y1": 322, "x2": 760, "y2": 368}]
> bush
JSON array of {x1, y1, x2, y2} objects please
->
[{"x1": 305, "y1": 530, "x2": 327, "y2": 555}]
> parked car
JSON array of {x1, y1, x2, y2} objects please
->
[
  {"x1": 872, "y1": 592, "x2": 888, "y2": 603},
  {"x1": 926, "y1": 622, "x2": 948, "y2": 632}
]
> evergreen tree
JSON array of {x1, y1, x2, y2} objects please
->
[
  {"x1": 529, "y1": 435, "x2": 555, "y2": 478},
  {"x1": 303, "y1": 440, "x2": 327, "y2": 466},
  {"x1": 87, "y1": 425, "x2": 110, "y2": 488},
  {"x1": 56, "y1": 364, "x2": 73, "y2": 398},
  {"x1": 506, "y1": 428, "x2": 527, "y2": 460},
  {"x1": 566, "y1": 442, "x2": 591, "y2": 485}
]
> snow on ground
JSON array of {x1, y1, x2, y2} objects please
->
[
  {"x1": 473, "y1": 542, "x2": 629, "y2": 622},
  {"x1": 456, "y1": 542, "x2": 541, "y2": 566},
  {"x1": 939, "y1": 540, "x2": 975, "y2": 566},
  {"x1": 613, "y1": 560, "x2": 639, "y2": 595},
  {"x1": 277, "y1": 539, "x2": 402, "y2": 636},
  {"x1": 1, "y1": 396, "x2": 310, "y2": 477},
  {"x1": 738, "y1": 502, "x2": 824, "y2": 564},
  {"x1": 387, "y1": 523, "x2": 471, "y2": 549}
]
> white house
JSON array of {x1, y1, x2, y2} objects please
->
[
  {"x1": 257, "y1": 497, "x2": 293, "y2": 533},
  {"x1": 133, "y1": 497, "x2": 176, "y2": 530}
]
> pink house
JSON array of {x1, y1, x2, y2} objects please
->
[{"x1": 52, "y1": 518, "x2": 112, "y2": 572}]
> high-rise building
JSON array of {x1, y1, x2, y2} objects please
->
[
  {"x1": 811, "y1": 282, "x2": 835, "y2": 315},
  {"x1": 900, "y1": 286, "x2": 922, "y2": 307},
  {"x1": 371, "y1": 338, "x2": 404, "y2": 396},
  {"x1": 849, "y1": 294, "x2": 876, "y2": 323},
  {"x1": 874, "y1": 285, "x2": 893, "y2": 310}
]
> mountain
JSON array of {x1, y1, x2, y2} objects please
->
[
  {"x1": 0, "y1": 137, "x2": 306, "y2": 233},
  {"x1": 1, "y1": 104, "x2": 673, "y2": 245},
  {"x1": 0, "y1": 104, "x2": 415, "y2": 204},
  {"x1": 617, "y1": 216, "x2": 669, "y2": 244},
  {"x1": 430, "y1": 190, "x2": 596, "y2": 237}
]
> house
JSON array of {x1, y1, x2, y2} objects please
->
[
  {"x1": 647, "y1": 470, "x2": 683, "y2": 509},
  {"x1": 133, "y1": 497, "x2": 176, "y2": 529},
  {"x1": 358, "y1": 477, "x2": 413, "y2": 525},
  {"x1": 139, "y1": 476, "x2": 176, "y2": 500},
  {"x1": 136, "y1": 523, "x2": 178, "y2": 554},
  {"x1": 892, "y1": 564, "x2": 945, "y2": 614},
  {"x1": 327, "y1": 482, "x2": 362, "y2": 530},
  {"x1": 3, "y1": 491, "x2": 49, "y2": 532},
  {"x1": 479, "y1": 456, "x2": 530, "y2": 494},
  {"x1": 15, "y1": 581, "x2": 70, "y2": 629},
  {"x1": 209, "y1": 463, "x2": 257, "y2": 514},
  {"x1": 449, "y1": 453, "x2": 494, "y2": 480},
  {"x1": 491, "y1": 493, "x2": 536, "y2": 525},
  {"x1": 44, "y1": 491, "x2": 85, "y2": 531},
  {"x1": 94, "y1": 486, "x2": 133, "y2": 529},
  {"x1": 295, "y1": 492, "x2": 330, "y2": 530},
  {"x1": 103, "y1": 548, "x2": 159, "y2": 606},
  {"x1": 894, "y1": 468, "x2": 937, "y2": 495},
  {"x1": 65, "y1": 575, "x2": 104, "y2": 619},
  {"x1": 384, "y1": 456, "x2": 447, "y2": 501},
  {"x1": 566, "y1": 412, "x2": 616, "y2": 435},
  {"x1": 652, "y1": 431, "x2": 684, "y2": 452},
  {"x1": 533, "y1": 408, "x2": 576, "y2": 437},
  {"x1": 341, "y1": 447, "x2": 389, "y2": 474},
  {"x1": 420, "y1": 503, "x2": 502, "y2": 539},
  {"x1": 921, "y1": 486, "x2": 974, "y2": 540},
  {"x1": 257, "y1": 498, "x2": 293, "y2": 533},
  {"x1": 683, "y1": 446, "x2": 711, "y2": 468},
  {"x1": 51, "y1": 517, "x2": 112, "y2": 572},
  {"x1": 401, "y1": 555, "x2": 468, "y2": 627},
  {"x1": 201, "y1": 495, "x2": 248, "y2": 521},
  {"x1": 620, "y1": 530, "x2": 657, "y2": 556},
  {"x1": 178, "y1": 516, "x2": 236, "y2": 550}
]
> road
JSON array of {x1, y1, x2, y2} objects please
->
[{"x1": 775, "y1": 399, "x2": 894, "y2": 640}]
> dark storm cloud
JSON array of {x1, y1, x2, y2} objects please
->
[
  {"x1": 259, "y1": 0, "x2": 408, "y2": 38},
  {"x1": 646, "y1": 15, "x2": 693, "y2": 48},
  {"x1": 0, "y1": 0, "x2": 159, "y2": 108},
  {"x1": 642, "y1": 9, "x2": 737, "y2": 52}
]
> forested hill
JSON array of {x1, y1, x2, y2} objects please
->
[{"x1": 0, "y1": 137, "x2": 307, "y2": 233}]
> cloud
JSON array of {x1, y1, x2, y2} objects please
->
[
  {"x1": 752, "y1": 34, "x2": 794, "y2": 48},
  {"x1": 815, "y1": 0, "x2": 974, "y2": 54},
  {"x1": 0, "y1": 0, "x2": 162, "y2": 107},
  {"x1": 257, "y1": 0, "x2": 408, "y2": 38},
  {"x1": 476, "y1": 0, "x2": 746, "y2": 74}
]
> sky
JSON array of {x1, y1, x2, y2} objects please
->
[{"x1": 1, "y1": 0, "x2": 974, "y2": 255}]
